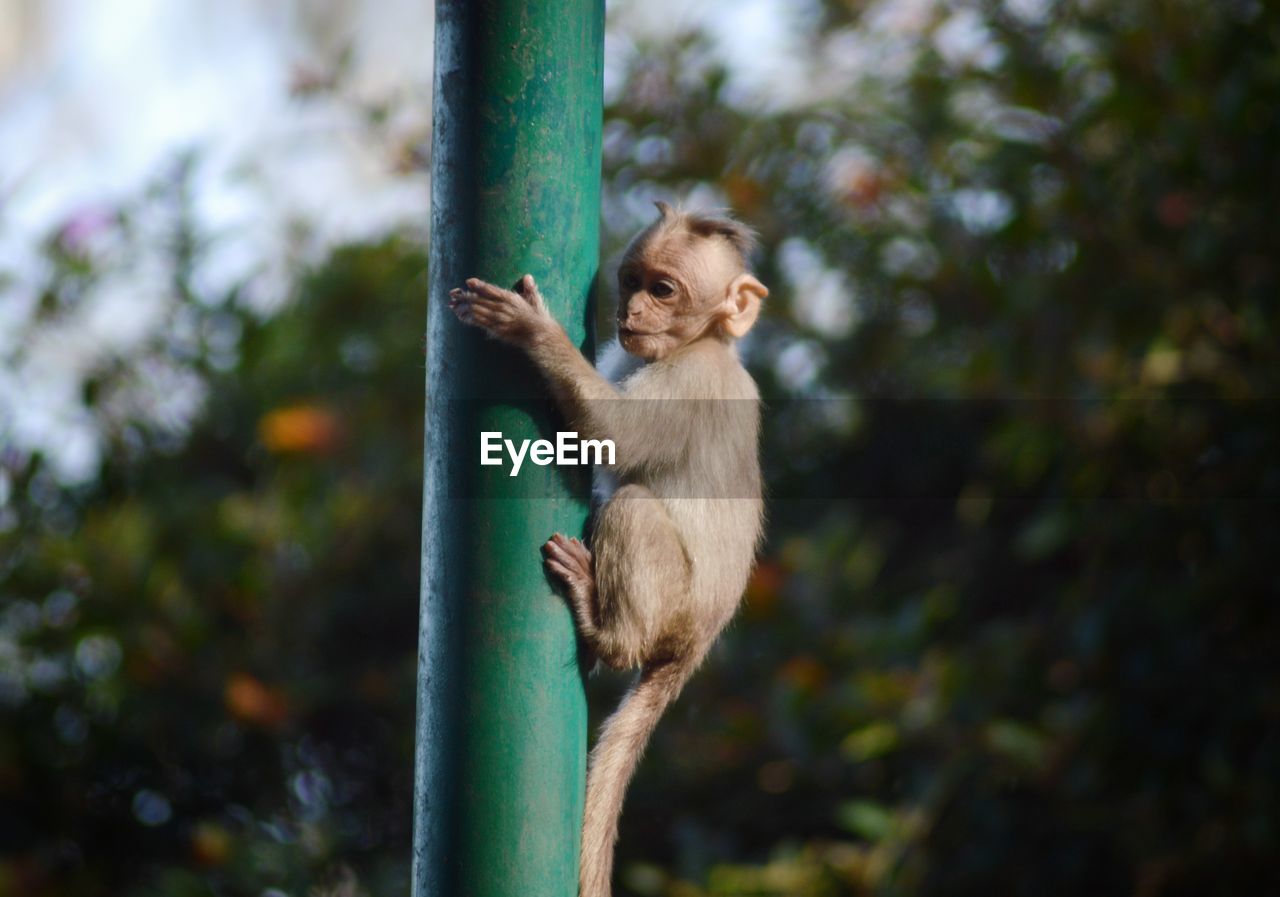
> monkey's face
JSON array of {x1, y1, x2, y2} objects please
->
[
  {"x1": 615, "y1": 265, "x2": 702, "y2": 360},
  {"x1": 616, "y1": 238, "x2": 755, "y2": 361}
]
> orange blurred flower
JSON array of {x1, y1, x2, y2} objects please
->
[
  {"x1": 259, "y1": 404, "x2": 341, "y2": 454},
  {"x1": 744, "y1": 560, "x2": 785, "y2": 619},
  {"x1": 843, "y1": 168, "x2": 884, "y2": 208},
  {"x1": 829, "y1": 151, "x2": 887, "y2": 210},
  {"x1": 723, "y1": 172, "x2": 765, "y2": 216},
  {"x1": 780, "y1": 655, "x2": 828, "y2": 692},
  {"x1": 1157, "y1": 191, "x2": 1194, "y2": 228},
  {"x1": 191, "y1": 821, "x2": 233, "y2": 866},
  {"x1": 224, "y1": 673, "x2": 289, "y2": 728}
]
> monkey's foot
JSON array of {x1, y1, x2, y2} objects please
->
[
  {"x1": 542, "y1": 533, "x2": 594, "y2": 599},
  {"x1": 543, "y1": 534, "x2": 601, "y2": 673},
  {"x1": 543, "y1": 534, "x2": 599, "y2": 643}
]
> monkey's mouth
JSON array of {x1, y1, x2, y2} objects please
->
[{"x1": 619, "y1": 327, "x2": 657, "y2": 338}]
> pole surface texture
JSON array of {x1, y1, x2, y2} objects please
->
[{"x1": 414, "y1": 3, "x2": 603, "y2": 896}]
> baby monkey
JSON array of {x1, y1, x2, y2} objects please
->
[{"x1": 449, "y1": 202, "x2": 766, "y2": 897}]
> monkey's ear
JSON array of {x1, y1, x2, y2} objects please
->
[
  {"x1": 721, "y1": 273, "x2": 768, "y2": 338},
  {"x1": 654, "y1": 200, "x2": 675, "y2": 220}
]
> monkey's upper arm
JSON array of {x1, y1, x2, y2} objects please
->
[{"x1": 603, "y1": 351, "x2": 736, "y2": 472}]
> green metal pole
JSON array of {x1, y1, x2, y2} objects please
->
[{"x1": 414, "y1": 3, "x2": 603, "y2": 896}]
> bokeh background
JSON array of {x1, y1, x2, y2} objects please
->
[{"x1": 2, "y1": 0, "x2": 1278, "y2": 895}]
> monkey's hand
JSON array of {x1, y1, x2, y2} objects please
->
[{"x1": 448, "y1": 274, "x2": 555, "y2": 349}]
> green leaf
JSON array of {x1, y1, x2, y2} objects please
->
[{"x1": 836, "y1": 800, "x2": 894, "y2": 841}]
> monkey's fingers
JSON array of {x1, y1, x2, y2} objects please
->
[
  {"x1": 467, "y1": 276, "x2": 546, "y2": 314},
  {"x1": 449, "y1": 290, "x2": 516, "y2": 325},
  {"x1": 543, "y1": 534, "x2": 592, "y2": 578},
  {"x1": 465, "y1": 278, "x2": 522, "y2": 305},
  {"x1": 446, "y1": 291, "x2": 471, "y2": 319},
  {"x1": 542, "y1": 536, "x2": 573, "y2": 567},
  {"x1": 557, "y1": 534, "x2": 592, "y2": 564},
  {"x1": 544, "y1": 532, "x2": 577, "y2": 554},
  {"x1": 448, "y1": 301, "x2": 481, "y2": 328},
  {"x1": 514, "y1": 274, "x2": 548, "y2": 312},
  {"x1": 449, "y1": 287, "x2": 503, "y2": 307},
  {"x1": 542, "y1": 534, "x2": 571, "y2": 559},
  {"x1": 514, "y1": 273, "x2": 540, "y2": 296},
  {"x1": 544, "y1": 557, "x2": 574, "y2": 582},
  {"x1": 449, "y1": 301, "x2": 503, "y2": 334}
]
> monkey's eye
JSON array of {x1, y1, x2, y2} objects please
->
[
  {"x1": 620, "y1": 272, "x2": 641, "y2": 292},
  {"x1": 650, "y1": 281, "x2": 675, "y2": 299}
]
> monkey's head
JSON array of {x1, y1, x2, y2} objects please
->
[{"x1": 615, "y1": 202, "x2": 769, "y2": 361}]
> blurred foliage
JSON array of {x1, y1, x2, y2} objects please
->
[
  {"x1": 1, "y1": 229, "x2": 427, "y2": 896},
  {"x1": 3, "y1": 0, "x2": 1280, "y2": 895}
]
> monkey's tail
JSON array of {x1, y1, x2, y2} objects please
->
[{"x1": 580, "y1": 658, "x2": 692, "y2": 897}]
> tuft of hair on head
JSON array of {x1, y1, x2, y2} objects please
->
[{"x1": 651, "y1": 200, "x2": 761, "y2": 270}]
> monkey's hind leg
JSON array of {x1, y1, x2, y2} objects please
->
[
  {"x1": 545, "y1": 486, "x2": 692, "y2": 670},
  {"x1": 548, "y1": 488, "x2": 697, "y2": 897}
]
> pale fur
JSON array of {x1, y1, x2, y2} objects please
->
[
  {"x1": 528, "y1": 333, "x2": 763, "y2": 897},
  {"x1": 448, "y1": 206, "x2": 765, "y2": 897},
  {"x1": 590, "y1": 339, "x2": 641, "y2": 507}
]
